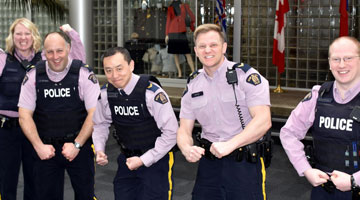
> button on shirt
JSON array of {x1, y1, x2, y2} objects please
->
[
  {"x1": 18, "y1": 58, "x2": 100, "y2": 112},
  {"x1": 280, "y1": 81, "x2": 360, "y2": 185},
  {"x1": 180, "y1": 57, "x2": 270, "y2": 142},
  {"x1": 92, "y1": 74, "x2": 178, "y2": 167}
]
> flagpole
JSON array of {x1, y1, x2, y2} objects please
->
[{"x1": 273, "y1": 71, "x2": 284, "y2": 93}]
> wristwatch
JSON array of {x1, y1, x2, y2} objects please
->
[
  {"x1": 351, "y1": 175, "x2": 359, "y2": 190},
  {"x1": 74, "y1": 141, "x2": 82, "y2": 150}
]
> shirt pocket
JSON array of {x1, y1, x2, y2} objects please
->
[{"x1": 190, "y1": 95, "x2": 208, "y2": 110}]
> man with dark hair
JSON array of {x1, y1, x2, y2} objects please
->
[
  {"x1": 92, "y1": 47, "x2": 177, "y2": 200},
  {"x1": 18, "y1": 31, "x2": 100, "y2": 200},
  {"x1": 280, "y1": 37, "x2": 360, "y2": 199}
]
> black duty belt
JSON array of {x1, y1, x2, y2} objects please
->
[
  {"x1": 196, "y1": 133, "x2": 273, "y2": 168},
  {"x1": 40, "y1": 133, "x2": 78, "y2": 145},
  {"x1": 197, "y1": 136, "x2": 247, "y2": 162},
  {"x1": 0, "y1": 114, "x2": 20, "y2": 129}
]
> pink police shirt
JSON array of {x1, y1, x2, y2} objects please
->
[
  {"x1": 92, "y1": 74, "x2": 178, "y2": 167},
  {"x1": 180, "y1": 57, "x2": 270, "y2": 142},
  {"x1": 280, "y1": 81, "x2": 360, "y2": 185},
  {"x1": 0, "y1": 30, "x2": 86, "y2": 117},
  {"x1": 18, "y1": 58, "x2": 100, "y2": 111}
]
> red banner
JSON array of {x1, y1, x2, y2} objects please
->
[
  {"x1": 339, "y1": 0, "x2": 348, "y2": 36},
  {"x1": 273, "y1": 0, "x2": 289, "y2": 74}
]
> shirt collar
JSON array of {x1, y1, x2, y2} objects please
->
[
  {"x1": 46, "y1": 58, "x2": 73, "y2": 77},
  {"x1": 333, "y1": 80, "x2": 360, "y2": 103},
  {"x1": 14, "y1": 48, "x2": 35, "y2": 61},
  {"x1": 203, "y1": 56, "x2": 229, "y2": 79},
  {"x1": 120, "y1": 73, "x2": 140, "y2": 95}
]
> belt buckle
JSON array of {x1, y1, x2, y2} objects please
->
[{"x1": 1, "y1": 117, "x2": 6, "y2": 128}]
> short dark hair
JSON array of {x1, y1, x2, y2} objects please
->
[
  {"x1": 43, "y1": 31, "x2": 71, "y2": 46},
  {"x1": 101, "y1": 47, "x2": 132, "y2": 64}
]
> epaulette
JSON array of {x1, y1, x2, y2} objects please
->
[
  {"x1": 187, "y1": 70, "x2": 200, "y2": 84},
  {"x1": 101, "y1": 83, "x2": 108, "y2": 90},
  {"x1": 82, "y1": 64, "x2": 93, "y2": 72},
  {"x1": 147, "y1": 82, "x2": 159, "y2": 93},
  {"x1": 27, "y1": 65, "x2": 36, "y2": 72},
  {"x1": 232, "y1": 62, "x2": 251, "y2": 73}
]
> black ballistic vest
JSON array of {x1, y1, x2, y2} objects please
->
[
  {"x1": 34, "y1": 60, "x2": 87, "y2": 138},
  {"x1": 311, "y1": 82, "x2": 360, "y2": 174},
  {"x1": 107, "y1": 75, "x2": 162, "y2": 151},
  {"x1": 0, "y1": 52, "x2": 41, "y2": 111}
]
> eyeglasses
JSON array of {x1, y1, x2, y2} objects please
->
[{"x1": 329, "y1": 56, "x2": 360, "y2": 64}]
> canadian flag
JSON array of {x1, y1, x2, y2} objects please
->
[
  {"x1": 339, "y1": 0, "x2": 348, "y2": 36},
  {"x1": 273, "y1": 0, "x2": 289, "y2": 74}
]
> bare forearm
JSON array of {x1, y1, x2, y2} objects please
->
[
  {"x1": 19, "y1": 109, "x2": 43, "y2": 148},
  {"x1": 177, "y1": 126, "x2": 194, "y2": 152},
  {"x1": 229, "y1": 107, "x2": 271, "y2": 149}
]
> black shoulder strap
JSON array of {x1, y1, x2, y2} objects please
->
[
  {"x1": 69, "y1": 59, "x2": 83, "y2": 75},
  {"x1": 106, "y1": 83, "x2": 118, "y2": 99},
  {"x1": 318, "y1": 81, "x2": 333, "y2": 98},
  {"x1": 147, "y1": 75, "x2": 162, "y2": 88},
  {"x1": 36, "y1": 60, "x2": 47, "y2": 75},
  {"x1": 6, "y1": 52, "x2": 16, "y2": 62}
]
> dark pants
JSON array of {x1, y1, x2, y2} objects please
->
[
  {"x1": 192, "y1": 156, "x2": 266, "y2": 200},
  {"x1": 113, "y1": 152, "x2": 174, "y2": 200},
  {"x1": 311, "y1": 185, "x2": 352, "y2": 200},
  {"x1": 0, "y1": 125, "x2": 36, "y2": 200},
  {"x1": 33, "y1": 140, "x2": 95, "y2": 200}
]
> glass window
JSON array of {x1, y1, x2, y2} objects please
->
[
  {"x1": 122, "y1": 0, "x2": 198, "y2": 79},
  {"x1": 240, "y1": 0, "x2": 360, "y2": 89}
]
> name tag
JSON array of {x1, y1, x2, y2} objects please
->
[{"x1": 191, "y1": 91, "x2": 203, "y2": 98}]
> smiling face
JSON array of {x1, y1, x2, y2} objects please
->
[
  {"x1": 194, "y1": 30, "x2": 227, "y2": 72},
  {"x1": 329, "y1": 37, "x2": 360, "y2": 90},
  {"x1": 13, "y1": 23, "x2": 34, "y2": 54},
  {"x1": 103, "y1": 52, "x2": 134, "y2": 89},
  {"x1": 44, "y1": 33, "x2": 70, "y2": 72}
]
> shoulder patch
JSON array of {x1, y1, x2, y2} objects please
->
[
  {"x1": 88, "y1": 73, "x2": 98, "y2": 84},
  {"x1": 22, "y1": 75, "x2": 29, "y2": 85},
  {"x1": 154, "y1": 92, "x2": 168, "y2": 104},
  {"x1": 302, "y1": 92, "x2": 312, "y2": 102},
  {"x1": 246, "y1": 73, "x2": 261, "y2": 86},
  {"x1": 147, "y1": 82, "x2": 159, "y2": 93}
]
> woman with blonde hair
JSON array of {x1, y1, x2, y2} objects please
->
[{"x1": 0, "y1": 17, "x2": 85, "y2": 200}]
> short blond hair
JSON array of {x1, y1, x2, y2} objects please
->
[
  {"x1": 329, "y1": 36, "x2": 360, "y2": 57},
  {"x1": 5, "y1": 18, "x2": 42, "y2": 54},
  {"x1": 193, "y1": 23, "x2": 226, "y2": 44}
]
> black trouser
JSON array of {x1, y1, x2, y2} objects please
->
[
  {"x1": 113, "y1": 152, "x2": 174, "y2": 200},
  {"x1": 33, "y1": 140, "x2": 96, "y2": 200},
  {"x1": 0, "y1": 120, "x2": 36, "y2": 200}
]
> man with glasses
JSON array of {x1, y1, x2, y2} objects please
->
[{"x1": 280, "y1": 36, "x2": 360, "y2": 199}]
